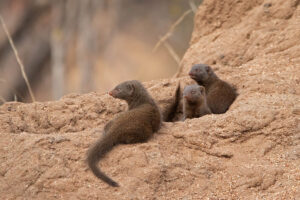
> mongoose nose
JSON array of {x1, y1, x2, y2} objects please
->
[
  {"x1": 188, "y1": 72, "x2": 193, "y2": 76},
  {"x1": 108, "y1": 91, "x2": 113, "y2": 96}
]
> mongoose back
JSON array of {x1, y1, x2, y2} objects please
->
[
  {"x1": 189, "y1": 64, "x2": 237, "y2": 114},
  {"x1": 162, "y1": 83, "x2": 181, "y2": 122},
  {"x1": 182, "y1": 84, "x2": 211, "y2": 120},
  {"x1": 86, "y1": 80, "x2": 161, "y2": 187}
]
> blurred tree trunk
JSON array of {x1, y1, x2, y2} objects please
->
[
  {"x1": 51, "y1": 0, "x2": 79, "y2": 99},
  {"x1": 0, "y1": 0, "x2": 51, "y2": 102},
  {"x1": 76, "y1": 0, "x2": 120, "y2": 93},
  {"x1": 51, "y1": 1, "x2": 65, "y2": 100},
  {"x1": 102, "y1": 0, "x2": 121, "y2": 61},
  {"x1": 77, "y1": 0, "x2": 95, "y2": 93}
]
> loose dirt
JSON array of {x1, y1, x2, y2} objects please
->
[{"x1": 0, "y1": 0, "x2": 299, "y2": 199}]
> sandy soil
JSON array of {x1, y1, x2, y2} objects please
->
[{"x1": 0, "y1": 0, "x2": 299, "y2": 199}]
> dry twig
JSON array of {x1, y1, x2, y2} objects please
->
[
  {"x1": 189, "y1": 0, "x2": 198, "y2": 13},
  {"x1": 152, "y1": 9, "x2": 192, "y2": 52},
  {"x1": 0, "y1": 15, "x2": 36, "y2": 102},
  {"x1": 161, "y1": 38, "x2": 180, "y2": 65}
]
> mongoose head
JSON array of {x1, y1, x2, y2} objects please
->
[
  {"x1": 109, "y1": 80, "x2": 144, "y2": 101},
  {"x1": 189, "y1": 64, "x2": 215, "y2": 82},
  {"x1": 183, "y1": 84, "x2": 205, "y2": 104}
]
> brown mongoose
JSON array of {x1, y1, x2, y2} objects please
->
[
  {"x1": 162, "y1": 83, "x2": 181, "y2": 122},
  {"x1": 86, "y1": 80, "x2": 161, "y2": 187},
  {"x1": 182, "y1": 84, "x2": 211, "y2": 120},
  {"x1": 189, "y1": 64, "x2": 237, "y2": 114}
]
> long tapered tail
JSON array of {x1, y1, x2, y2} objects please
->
[
  {"x1": 86, "y1": 134, "x2": 119, "y2": 187},
  {"x1": 162, "y1": 83, "x2": 181, "y2": 122}
]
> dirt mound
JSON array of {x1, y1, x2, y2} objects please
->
[{"x1": 1, "y1": 0, "x2": 299, "y2": 199}]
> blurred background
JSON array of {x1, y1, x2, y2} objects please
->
[{"x1": 0, "y1": 0, "x2": 202, "y2": 104}]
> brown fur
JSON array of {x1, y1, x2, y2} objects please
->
[
  {"x1": 162, "y1": 83, "x2": 181, "y2": 122},
  {"x1": 182, "y1": 84, "x2": 211, "y2": 120},
  {"x1": 86, "y1": 80, "x2": 161, "y2": 187},
  {"x1": 189, "y1": 64, "x2": 238, "y2": 114}
]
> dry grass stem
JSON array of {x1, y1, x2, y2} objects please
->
[
  {"x1": 161, "y1": 38, "x2": 180, "y2": 65},
  {"x1": 189, "y1": 0, "x2": 198, "y2": 13},
  {"x1": 172, "y1": 62, "x2": 184, "y2": 78},
  {"x1": 152, "y1": 9, "x2": 192, "y2": 52},
  {"x1": 0, "y1": 15, "x2": 36, "y2": 102}
]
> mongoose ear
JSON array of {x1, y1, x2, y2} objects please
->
[
  {"x1": 127, "y1": 83, "x2": 135, "y2": 95},
  {"x1": 205, "y1": 65, "x2": 210, "y2": 73},
  {"x1": 199, "y1": 86, "x2": 205, "y2": 93}
]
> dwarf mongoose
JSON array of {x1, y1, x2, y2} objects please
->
[
  {"x1": 162, "y1": 83, "x2": 181, "y2": 122},
  {"x1": 182, "y1": 84, "x2": 211, "y2": 120},
  {"x1": 189, "y1": 64, "x2": 237, "y2": 114},
  {"x1": 86, "y1": 80, "x2": 161, "y2": 187}
]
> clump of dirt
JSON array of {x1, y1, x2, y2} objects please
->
[{"x1": 0, "y1": 0, "x2": 299, "y2": 199}]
